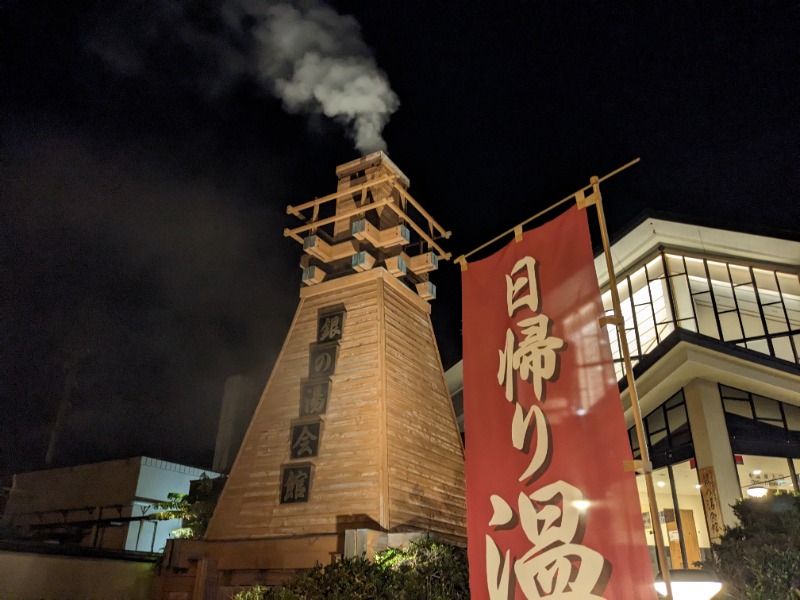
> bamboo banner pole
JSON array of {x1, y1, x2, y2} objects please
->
[
  {"x1": 590, "y1": 174, "x2": 673, "y2": 600},
  {"x1": 454, "y1": 158, "x2": 640, "y2": 269}
]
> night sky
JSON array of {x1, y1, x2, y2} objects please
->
[{"x1": 2, "y1": 1, "x2": 798, "y2": 480}]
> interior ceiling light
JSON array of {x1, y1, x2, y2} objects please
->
[{"x1": 747, "y1": 485, "x2": 768, "y2": 498}]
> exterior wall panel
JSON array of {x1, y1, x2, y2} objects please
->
[{"x1": 207, "y1": 270, "x2": 465, "y2": 543}]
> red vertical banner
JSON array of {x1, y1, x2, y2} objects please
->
[{"x1": 461, "y1": 206, "x2": 656, "y2": 599}]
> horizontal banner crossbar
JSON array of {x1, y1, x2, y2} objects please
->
[{"x1": 455, "y1": 158, "x2": 640, "y2": 266}]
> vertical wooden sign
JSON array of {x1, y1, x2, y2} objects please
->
[{"x1": 698, "y1": 466, "x2": 725, "y2": 542}]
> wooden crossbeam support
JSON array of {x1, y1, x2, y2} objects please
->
[
  {"x1": 328, "y1": 240, "x2": 357, "y2": 261},
  {"x1": 623, "y1": 459, "x2": 652, "y2": 474},
  {"x1": 407, "y1": 252, "x2": 439, "y2": 275},
  {"x1": 384, "y1": 255, "x2": 407, "y2": 277},
  {"x1": 416, "y1": 281, "x2": 437, "y2": 301},
  {"x1": 353, "y1": 220, "x2": 410, "y2": 249},
  {"x1": 286, "y1": 175, "x2": 394, "y2": 217},
  {"x1": 384, "y1": 202, "x2": 451, "y2": 260},
  {"x1": 285, "y1": 229, "x2": 304, "y2": 244},
  {"x1": 393, "y1": 185, "x2": 452, "y2": 240},
  {"x1": 284, "y1": 198, "x2": 395, "y2": 238},
  {"x1": 302, "y1": 237, "x2": 358, "y2": 263},
  {"x1": 599, "y1": 314, "x2": 624, "y2": 327}
]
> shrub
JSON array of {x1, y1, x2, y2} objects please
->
[
  {"x1": 152, "y1": 474, "x2": 220, "y2": 539},
  {"x1": 705, "y1": 492, "x2": 800, "y2": 599},
  {"x1": 375, "y1": 538, "x2": 469, "y2": 600},
  {"x1": 232, "y1": 538, "x2": 469, "y2": 600}
]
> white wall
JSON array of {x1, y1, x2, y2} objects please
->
[{"x1": 127, "y1": 458, "x2": 219, "y2": 552}]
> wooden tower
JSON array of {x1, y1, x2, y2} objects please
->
[{"x1": 194, "y1": 152, "x2": 465, "y2": 585}]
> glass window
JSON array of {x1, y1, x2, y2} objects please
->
[
  {"x1": 629, "y1": 267, "x2": 648, "y2": 301},
  {"x1": 665, "y1": 393, "x2": 684, "y2": 409},
  {"x1": 666, "y1": 254, "x2": 686, "y2": 276},
  {"x1": 635, "y1": 461, "x2": 709, "y2": 571},
  {"x1": 637, "y1": 466, "x2": 675, "y2": 571},
  {"x1": 667, "y1": 405, "x2": 688, "y2": 433},
  {"x1": 719, "y1": 311, "x2": 743, "y2": 340},
  {"x1": 733, "y1": 281, "x2": 759, "y2": 313},
  {"x1": 640, "y1": 390, "x2": 694, "y2": 469},
  {"x1": 728, "y1": 264, "x2": 752, "y2": 286},
  {"x1": 752, "y1": 395, "x2": 782, "y2": 423},
  {"x1": 649, "y1": 428, "x2": 668, "y2": 449},
  {"x1": 709, "y1": 263, "x2": 736, "y2": 317},
  {"x1": 720, "y1": 384, "x2": 748, "y2": 400},
  {"x1": 736, "y1": 455, "x2": 798, "y2": 498},
  {"x1": 647, "y1": 407, "x2": 667, "y2": 435},
  {"x1": 693, "y1": 292, "x2": 719, "y2": 338},
  {"x1": 777, "y1": 273, "x2": 800, "y2": 329},
  {"x1": 722, "y1": 385, "x2": 800, "y2": 462},
  {"x1": 766, "y1": 312, "x2": 790, "y2": 335},
  {"x1": 646, "y1": 256, "x2": 665, "y2": 280},
  {"x1": 685, "y1": 257, "x2": 708, "y2": 284},
  {"x1": 784, "y1": 404, "x2": 800, "y2": 432},
  {"x1": 771, "y1": 334, "x2": 797, "y2": 364},
  {"x1": 603, "y1": 252, "x2": 800, "y2": 378},
  {"x1": 671, "y1": 276, "x2": 696, "y2": 327},
  {"x1": 794, "y1": 459, "x2": 800, "y2": 491},
  {"x1": 724, "y1": 399, "x2": 753, "y2": 420},
  {"x1": 745, "y1": 338, "x2": 770, "y2": 354},
  {"x1": 740, "y1": 308, "x2": 767, "y2": 338},
  {"x1": 706, "y1": 260, "x2": 729, "y2": 285},
  {"x1": 754, "y1": 268, "x2": 779, "y2": 296}
]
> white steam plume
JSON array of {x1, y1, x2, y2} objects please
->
[
  {"x1": 86, "y1": 0, "x2": 400, "y2": 154},
  {"x1": 226, "y1": 1, "x2": 399, "y2": 153}
]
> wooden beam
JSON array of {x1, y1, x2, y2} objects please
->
[
  {"x1": 384, "y1": 202, "x2": 451, "y2": 260},
  {"x1": 353, "y1": 220, "x2": 409, "y2": 249},
  {"x1": 286, "y1": 175, "x2": 394, "y2": 216},
  {"x1": 284, "y1": 198, "x2": 395, "y2": 238},
  {"x1": 394, "y1": 186, "x2": 452, "y2": 239},
  {"x1": 407, "y1": 252, "x2": 438, "y2": 275},
  {"x1": 284, "y1": 228, "x2": 304, "y2": 244}
]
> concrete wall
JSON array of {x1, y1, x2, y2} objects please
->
[{"x1": 0, "y1": 550, "x2": 154, "y2": 600}]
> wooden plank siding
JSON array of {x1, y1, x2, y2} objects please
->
[
  {"x1": 205, "y1": 269, "x2": 465, "y2": 545},
  {"x1": 383, "y1": 283, "x2": 467, "y2": 543}
]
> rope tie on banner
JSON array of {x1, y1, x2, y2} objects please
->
[{"x1": 454, "y1": 158, "x2": 640, "y2": 271}]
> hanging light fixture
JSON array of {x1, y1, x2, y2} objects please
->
[
  {"x1": 654, "y1": 569, "x2": 722, "y2": 600},
  {"x1": 746, "y1": 485, "x2": 768, "y2": 498}
]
